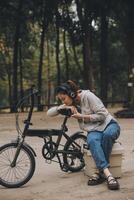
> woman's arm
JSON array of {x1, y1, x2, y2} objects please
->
[
  {"x1": 85, "y1": 92, "x2": 109, "y2": 122},
  {"x1": 72, "y1": 91, "x2": 109, "y2": 122}
]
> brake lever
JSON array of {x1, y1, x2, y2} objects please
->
[{"x1": 23, "y1": 119, "x2": 33, "y2": 126}]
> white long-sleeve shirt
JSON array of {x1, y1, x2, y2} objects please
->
[{"x1": 78, "y1": 90, "x2": 114, "y2": 132}]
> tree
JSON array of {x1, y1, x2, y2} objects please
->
[
  {"x1": 11, "y1": 0, "x2": 24, "y2": 112},
  {"x1": 100, "y1": 2, "x2": 109, "y2": 104}
]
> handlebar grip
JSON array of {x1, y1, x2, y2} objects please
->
[
  {"x1": 29, "y1": 85, "x2": 39, "y2": 95},
  {"x1": 32, "y1": 88, "x2": 39, "y2": 95},
  {"x1": 58, "y1": 108, "x2": 72, "y2": 117},
  {"x1": 23, "y1": 120, "x2": 33, "y2": 125}
]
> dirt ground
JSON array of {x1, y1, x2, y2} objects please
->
[{"x1": 0, "y1": 107, "x2": 134, "y2": 200}]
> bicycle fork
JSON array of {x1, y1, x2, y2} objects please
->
[{"x1": 10, "y1": 138, "x2": 24, "y2": 167}]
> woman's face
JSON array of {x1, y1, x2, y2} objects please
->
[{"x1": 57, "y1": 93, "x2": 73, "y2": 106}]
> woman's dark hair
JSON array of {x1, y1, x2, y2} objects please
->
[{"x1": 55, "y1": 80, "x2": 79, "y2": 99}]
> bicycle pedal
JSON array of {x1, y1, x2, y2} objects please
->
[{"x1": 62, "y1": 166, "x2": 69, "y2": 172}]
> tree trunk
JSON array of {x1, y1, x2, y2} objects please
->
[
  {"x1": 18, "y1": 39, "x2": 24, "y2": 111},
  {"x1": 7, "y1": 68, "x2": 12, "y2": 111},
  {"x1": 82, "y1": 29, "x2": 94, "y2": 90},
  {"x1": 82, "y1": 5, "x2": 94, "y2": 90},
  {"x1": 100, "y1": 7, "x2": 108, "y2": 106},
  {"x1": 11, "y1": 0, "x2": 23, "y2": 112},
  {"x1": 37, "y1": 5, "x2": 46, "y2": 111},
  {"x1": 46, "y1": 36, "x2": 51, "y2": 108},
  {"x1": 125, "y1": 2, "x2": 134, "y2": 109},
  {"x1": 63, "y1": 30, "x2": 69, "y2": 80},
  {"x1": 56, "y1": 13, "x2": 61, "y2": 86},
  {"x1": 76, "y1": 0, "x2": 94, "y2": 90},
  {"x1": 5, "y1": 50, "x2": 12, "y2": 112},
  {"x1": 72, "y1": 42, "x2": 82, "y2": 74}
]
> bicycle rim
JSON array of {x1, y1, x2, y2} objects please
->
[
  {"x1": 63, "y1": 134, "x2": 86, "y2": 172},
  {"x1": 0, "y1": 143, "x2": 35, "y2": 188}
]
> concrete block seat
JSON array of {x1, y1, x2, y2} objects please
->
[{"x1": 83, "y1": 142, "x2": 124, "y2": 178}]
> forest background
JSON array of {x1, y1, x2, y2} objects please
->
[{"x1": 0, "y1": 0, "x2": 134, "y2": 113}]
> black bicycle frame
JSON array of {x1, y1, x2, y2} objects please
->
[
  {"x1": 12, "y1": 87, "x2": 84, "y2": 171},
  {"x1": 11, "y1": 87, "x2": 37, "y2": 167}
]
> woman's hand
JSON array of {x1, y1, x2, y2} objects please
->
[
  {"x1": 58, "y1": 105, "x2": 76, "y2": 112},
  {"x1": 71, "y1": 112, "x2": 83, "y2": 119},
  {"x1": 58, "y1": 105, "x2": 82, "y2": 119},
  {"x1": 72, "y1": 109, "x2": 91, "y2": 121},
  {"x1": 71, "y1": 107, "x2": 83, "y2": 119},
  {"x1": 57, "y1": 104, "x2": 67, "y2": 110},
  {"x1": 57, "y1": 104, "x2": 74, "y2": 111}
]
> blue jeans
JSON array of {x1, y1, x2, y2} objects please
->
[{"x1": 87, "y1": 120, "x2": 120, "y2": 170}]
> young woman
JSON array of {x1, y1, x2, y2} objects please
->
[{"x1": 55, "y1": 80, "x2": 120, "y2": 190}]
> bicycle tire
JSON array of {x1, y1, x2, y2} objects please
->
[
  {"x1": 0, "y1": 142, "x2": 36, "y2": 188},
  {"x1": 63, "y1": 134, "x2": 87, "y2": 172}
]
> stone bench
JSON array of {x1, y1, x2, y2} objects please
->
[{"x1": 83, "y1": 142, "x2": 124, "y2": 178}]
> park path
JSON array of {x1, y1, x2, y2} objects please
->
[{"x1": 0, "y1": 109, "x2": 134, "y2": 200}]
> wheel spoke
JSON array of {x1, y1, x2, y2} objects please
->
[
  {"x1": 0, "y1": 143, "x2": 35, "y2": 188},
  {"x1": 63, "y1": 135, "x2": 86, "y2": 172}
]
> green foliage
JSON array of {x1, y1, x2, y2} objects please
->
[{"x1": 0, "y1": 0, "x2": 133, "y2": 109}]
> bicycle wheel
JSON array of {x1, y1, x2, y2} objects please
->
[
  {"x1": 0, "y1": 142, "x2": 35, "y2": 188},
  {"x1": 63, "y1": 134, "x2": 87, "y2": 172}
]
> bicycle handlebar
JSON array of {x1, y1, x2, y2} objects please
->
[
  {"x1": 58, "y1": 108, "x2": 72, "y2": 117},
  {"x1": 15, "y1": 86, "x2": 39, "y2": 135}
]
